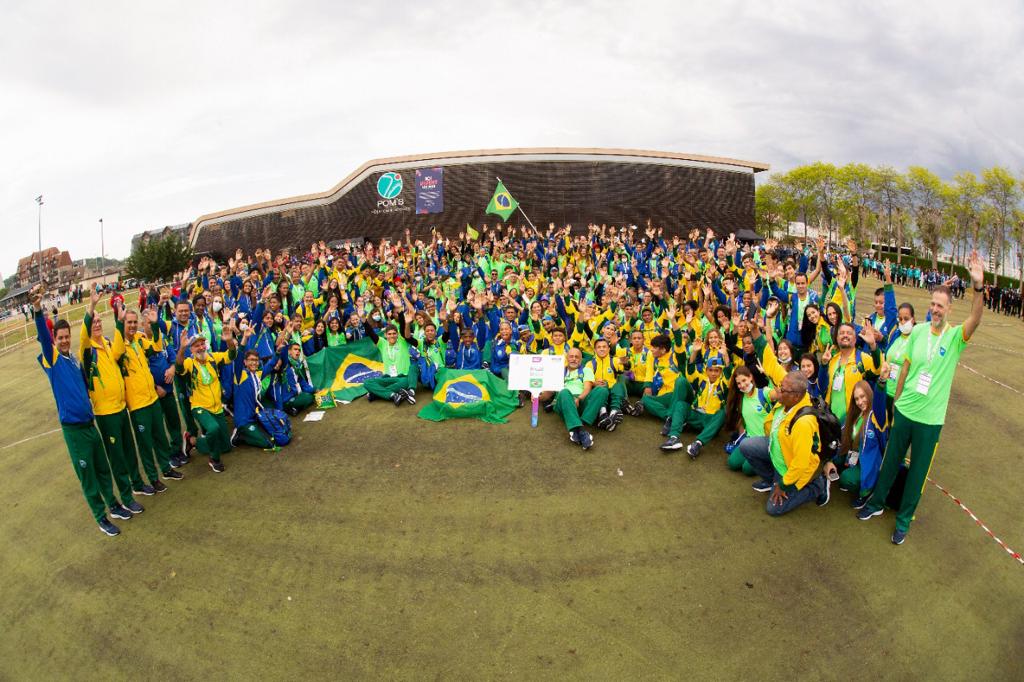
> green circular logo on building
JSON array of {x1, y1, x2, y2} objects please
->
[{"x1": 377, "y1": 172, "x2": 403, "y2": 199}]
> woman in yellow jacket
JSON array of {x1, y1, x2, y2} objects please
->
[{"x1": 80, "y1": 292, "x2": 151, "y2": 508}]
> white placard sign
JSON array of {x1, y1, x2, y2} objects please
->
[{"x1": 508, "y1": 354, "x2": 565, "y2": 394}]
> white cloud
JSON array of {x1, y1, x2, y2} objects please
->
[{"x1": 0, "y1": 0, "x2": 1022, "y2": 278}]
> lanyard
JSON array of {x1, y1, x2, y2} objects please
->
[{"x1": 926, "y1": 324, "x2": 949, "y2": 365}]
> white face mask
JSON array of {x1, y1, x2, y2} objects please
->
[
  {"x1": 777, "y1": 351, "x2": 792, "y2": 364},
  {"x1": 212, "y1": 301, "x2": 223, "y2": 313},
  {"x1": 899, "y1": 320, "x2": 914, "y2": 335}
]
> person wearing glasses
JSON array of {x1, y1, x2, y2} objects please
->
[{"x1": 740, "y1": 319, "x2": 832, "y2": 516}]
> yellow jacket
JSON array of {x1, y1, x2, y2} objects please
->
[
  {"x1": 824, "y1": 348, "x2": 879, "y2": 412},
  {"x1": 762, "y1": 393, "x2": 821, "y2": 490},
  {"x1": 177, "y1": 351, "x2": 234, "y2": 413},
  {"x1": 79, "y1": 316, "x2": 126, "y2": 416},
  {"x1": 113, "y1": 321, "x2": 161, "y2": 412}
]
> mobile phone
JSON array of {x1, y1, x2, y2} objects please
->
[{"x1": 827, "y1": 470, "x2": 840, "y2": 482}]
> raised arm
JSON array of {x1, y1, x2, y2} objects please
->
[{"x1": 962, "y1": 250, "x2": 985, "y2": 341}]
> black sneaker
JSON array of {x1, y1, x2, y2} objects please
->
[
  {"x1": 169, "y1": 455, "x2": 184, "y2": 469},
  {"x1": 133, "y1": 484, "x2": 156, "y2": 496},
  {"x1": 891, "y1": 529, "x2": 907, "y2": 545},
  {"x1": 209, "y1": 458, "x2": 225, "y2": 474},
  {"x1": 285, "y1": 405, "x2": 300, "y2": 417},
  {"x1": 596, "y1": 407, "x2": 611, "y2": 430},
  {"x1": 686, "y1": 440, "x2": 703, "y2": 460},
  {"x1": 366, "y1": 392, "x2": 378, "y2": 402},
  {"x1": 98, "y1": 517, "x2": 121, "y2": 537},
  {"x1": 404, "y1": 389, "x2": 416, "y2": 405},
  {"x1": 622, "y1": 401, "x2": 636, "y2": 417},
  {"x1": 851, "y1": 495, "x2": 868, "y2": 510},
  {"x1": 660, "y1": 417, "x2": 672, "y2": 437},
  {"x1": 152, "y1": 480, "x2": 168, "y2": 493},
  {"x1": 125, "y1": 500, "x2": 144, "y2": 515},
  {"x1": 391, "y1": 392, "x2": 404, "y2": 406},
  {"x1": 752, "y1": 479, "x2": 773, "y2": 493},
  {"x1": 609, "y1": 409, "x2": 623, "y2": 428},
  {"x1": 857, "y1": 507, "x2": 883, "y2": 521},
  {"x1": 543, "y1": 401, "x2": 554, "y2": 413},
  {"x1": 162, "y1": 469, "x2": 183, "y2": 481},
  {"x1": 632, "y1": 401, "x2": 644, "y2": 417},
  {"x1": 816, "y1": 475, "x2": 831, "y2": 507},
  {"x1": 516, "y1": 393, "x2": 525, "y2": 409},
  {"x1": 229, "y1": 429, "x2": 242, "y2": 447},
  {"x1": 109, "y1": 504, "x2": 132, "y2": 521},
  {"x1": 569, "y1": 427, "x2": 593, "y2": 450},
  {"x1": 660, "y1": 435, "x2": 683, "y2": 451}
]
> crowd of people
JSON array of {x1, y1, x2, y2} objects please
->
[{"x1": 34, "y1": 223, "x2": 987, "y2": 545}]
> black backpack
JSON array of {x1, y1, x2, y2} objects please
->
[{"x1": 786, "y1": 400, "x2": 842, "y2": 460}]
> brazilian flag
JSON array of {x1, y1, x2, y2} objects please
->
[
  {"x1": 485, "y1": 181, "x2": 519, "y2": 221},
  {"x1": 307, "y1": 337, "x2": 383, "y2": 403},
  {"x1": 417, "y1": 368, "x2": 519, "y2": 424}
]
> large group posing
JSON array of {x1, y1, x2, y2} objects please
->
[{"x1": 34, "y1": 222, "x2": 987, "y2": 545}]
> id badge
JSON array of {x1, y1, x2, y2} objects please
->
[
  {"x1": 388, "y1": 367, "x2": 398, "y2": 378},
  {"x1": 916, "y1": 372, "x2": 932, "y2": 395},
  {"x1": 889, "y1": 363, "x2": 899, "y2": 381},
  {"x1": 832, "y1": 371, "x2": 844, "y2": 392}
]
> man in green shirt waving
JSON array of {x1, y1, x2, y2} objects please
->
[{"x1": 858, "y1": 251, "x2": 986, "y2": 545}]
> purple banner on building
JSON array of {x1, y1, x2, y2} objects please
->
[{"x1": 415, "y1": 167, "x2": 444, "y2": 215}]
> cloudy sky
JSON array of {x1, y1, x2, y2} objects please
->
[{"x1": 1, "y1": 0, "x2": 1022, "y2": 278}]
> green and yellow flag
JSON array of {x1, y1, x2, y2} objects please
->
[
  {"x1": 307, "y1": 337, "x2": 384, "y2": 403},
  {"x1": 466, "y1": 223, "x2": 479, "y2": 240},
  {"x1": 417, "y1": 368, "x2": 519, "y2": 424},
  {"x1": 485, "y1": 181, "x2": 519, "y2": 221}
]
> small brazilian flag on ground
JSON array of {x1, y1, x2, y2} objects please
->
[
  {"x1": 485, "y1": 181, "x2": 519, "y2": 221},
  {"x1": 307, "y1": 337, "x2": 383, "y2": 403},
  {"x1": 417, "y1": 368, "x2": 519, "y2": 424}
]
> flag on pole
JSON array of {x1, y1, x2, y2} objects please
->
[
  {"x1": 485, "y1": 181, "x2": 519, "y2": 221},
  {"x1": 466, "y1": 223, "x2": 479, "y2": 240},
  {"x1": 417, "y1": 368, "x2": 519, "y2": 424}
]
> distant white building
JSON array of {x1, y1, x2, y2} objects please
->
[{"x1": 786, "y1": 222, "x2": 822, "y2": 240}]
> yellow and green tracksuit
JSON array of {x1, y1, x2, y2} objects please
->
[
  {"x1": 80, "y1": 315, "x2": 142, "y2": 502},
  {"x1": 177, "y1": 350, "x2": 236, "y2": 461},
  {"x1": 115, "y1": 320, "x2": 173, "y2": 481}
]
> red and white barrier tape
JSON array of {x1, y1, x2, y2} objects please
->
[
  {"x1": 958, "y1": 362, "x2": 1024, "y2": 396},
  {"x1": 927, "y1": 477, "x2": 1023, "y2": 566}
]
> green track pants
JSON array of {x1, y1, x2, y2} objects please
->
[
  {"x1": 191, "y1": 408, "x2": 232, "y2": 461},
  {"x1": 129, "y1": 401, "x2": 172, "y2": 482},
  {"x1": 866, "y1": 408, "x2": 942, "y2": 532},
  {"x1": 94, "y1": 410, "x2": 141, "y2": 503},
  {"x1": 62, "y1": 422, "x2": 118, "y2": 523}
]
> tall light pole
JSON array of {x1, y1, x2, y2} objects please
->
[
  {"x1": 99, "y1": 218, "x2": 105, "y2": 278},
  {"x1": 35, "y1": 195, "x2": 43, "y2": 285}
]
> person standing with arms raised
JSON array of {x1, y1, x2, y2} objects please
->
[
  {"x1": 31, "y1": 285, "x2": 133, "y2": 536},
  {"x1": 857, "y1": 251, "x2": 986, "y2": 545}
]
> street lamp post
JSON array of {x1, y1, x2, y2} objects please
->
[
  {"x1": 99, "y1": 218, "x2": 105, "y2": 278},
  {"x1": 35, "y1": 195, "x2": 43, "y2": 284}
]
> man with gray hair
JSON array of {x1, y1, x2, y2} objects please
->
[{"x1": 743, "y1": 322, "x2": 833, "y2": 516}]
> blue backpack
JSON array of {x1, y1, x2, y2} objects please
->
[{"x1": 257, "y1": 408, "x2": 292, "y2": 446}]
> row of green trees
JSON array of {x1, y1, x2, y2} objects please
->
[{"x1": 755, "y1": 163, "x2": 1024, "y2": 287}]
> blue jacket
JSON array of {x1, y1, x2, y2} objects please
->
[
  {"x1": 232, "y1": 355, "x2": 277, "y2": 427},
  {"x1": 770, "y1": 279, "x2": 819, "y2": 348},
  {"x1": 35, "y1": 311, "x2": 93, "y2": 425}
]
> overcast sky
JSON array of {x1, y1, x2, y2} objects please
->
[{"x1": 1, "y1": 0, "x2": 1022, "y2": 278}]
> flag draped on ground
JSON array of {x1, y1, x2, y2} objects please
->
[
  {"x1": 485, "y1": 181, "x2": 519, "y2": 221},
  {"x1": 417, "y1": 368, "x2": 519, "y2": 424},
  {"x1": 307, "y1": 338, "x2": 383, "y2": 402}
]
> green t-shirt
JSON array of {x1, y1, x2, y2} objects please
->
[
  {"x1": 564, "y1": 365, "x2": 596, "y2": 397},
  {"x1": 829, "y1": 362, "x2": 847, "y2": 424},
  {"x1": 894, "y1": 323, "x2": 967, "y2": 425},
  {"x1": 884, "y1": 333, "x2": 911, "y2": 398},
  {"x1": 741, "y1": 391, "x2": 769, "y2": 436}
]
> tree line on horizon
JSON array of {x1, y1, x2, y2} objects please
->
[{"x1": 755, "y1": 162, "x2": 1024, "y2": 288}]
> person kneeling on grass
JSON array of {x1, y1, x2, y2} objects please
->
[
  {"x1": 541, "y1": 347, "x2": 597, "y2": 450},
  {"x1": 364, "y1": 321, "x2": 418, "y2": 406},
  {"x1": 661, "y1": 337, "x2": 730, "y2": 458},
  {"x1": 175, "y1": 330, "x2": 237, "y2": 473},
  {"x1": 822, "y1": 373, "x2": 889, "y2": 510},
  {"x1": 737, "y1": 369, "x2": 832, "y2": 515},
  {"x1": 231, "y1": 326, "x2": 283, "y2": 449},
  {"x1": 721, "y1": 365, "x2": 773, "y2": 476},
  {"x1": 271, "y1": 342, "x2": 316, "y2": 416},
  {"x1": 637, "y1": 329, "x2": 694, "y2": 451}
]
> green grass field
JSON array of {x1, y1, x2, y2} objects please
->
[{"x1": 1, "y1": 282, "x2": 1022, "y2": 680}]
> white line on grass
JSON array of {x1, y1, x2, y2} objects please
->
[
  {"x1": 1, "y1": 428, "x2": 61, "y2": 450},
  {"x1": 959, "y1": 362, "x2": 1024, "y2": 396},
  {"x1": 967, "y1": 343, "x2": 1024, "y2": 357}
]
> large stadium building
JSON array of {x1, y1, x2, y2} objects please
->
[{"x1": 189, "y1": 148, "x2": 769, "y2": 256}]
